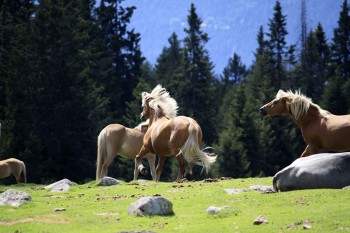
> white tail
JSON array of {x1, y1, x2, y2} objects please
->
[
  {"x1": 96, "y1": 129, "x2": 107, "y2": 180},
  {"x1": 180, "y1": 124, "x2": 217, "y2": 173}
]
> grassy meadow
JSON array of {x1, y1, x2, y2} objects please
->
[{"x1": 0, "y1": 177, "x2": 350, "y2": 233}]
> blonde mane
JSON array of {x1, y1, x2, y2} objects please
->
[
  {"x1": 276, "y1": 90, "x2": 329, "y2": 120},
  {"x1": 142, "y1": 85, "x2": 178, "y2": 119}
]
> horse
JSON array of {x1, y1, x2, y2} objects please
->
[
  {"x1": 260, "y1": 90, "x2": 350, "y2": 157},
  {"x1": 135, "y1": 85, "x2": 217, "y2": 182},
  {"x1": 273, "y1": 152, "x2": 350, "y2": 192},
  {"x1": 0, "y1": 158, "x2": 27, "y2": 183},
  {"x1": 96, "y1": 121, "x2": 157, "y2": 181}
]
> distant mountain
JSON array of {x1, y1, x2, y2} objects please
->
[{"x1": 122, "y1": 0, "x2": 343, "y2": 75}]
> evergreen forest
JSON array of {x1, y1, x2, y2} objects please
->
[{"x1": 1, "y1": 0, "x2": 350, "y2": 183}]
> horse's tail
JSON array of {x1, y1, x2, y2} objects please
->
[
  {"x1": 181, "y1": 123, "x2": 217, "y2": 173},
  {"x1": 21, "y1": 161, "x2": 27, "y2": 183},
  {"x1": 96, "y1": 128, "x2": 107, "y2": 180}
]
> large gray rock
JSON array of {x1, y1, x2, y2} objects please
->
[
  {"x1": 0, "y1": 189, "x2": 32, "y2": 207},
  {"x1": 127, "y1": 196, "x2": 174, "y2": 216},
  {"x1": 97, "y1": 176, "x2": 121, "y2": 186},
  {"x1": 45, "y1": 179, "x2": 73, "y2": 192}
]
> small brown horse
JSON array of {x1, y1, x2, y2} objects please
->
[
  {"x1": 135, "y1": 85, "x2": 217, "y2": 182},
  {"x1": 0, "y1": 158, "x2": 27, "y2": 183},
  {"x1": 260, "y1": 90, "x2": 350, "y2": 157},
  {"x1": 96, "y1": 121, "x2": 157, "y2": 181}
]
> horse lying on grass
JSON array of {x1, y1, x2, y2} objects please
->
[
  {"x1": 273, "y1": 152, "x2": 350, "y2": 192},
  {"x1": 260, "y1": 90, "x2": 350, "y2": 157},
  {"x1": 135, "y1": 85, "x2": 217, "y2": 182},
  {"x1": 96, "y1": 121, "x2": 157, "y2": 181},
  {"x1": 0, "y1": 158, "x2": 26, "y2": 183}
]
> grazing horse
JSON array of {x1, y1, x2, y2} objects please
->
[
  {"x1": 96, "y1": 121, "x2": 157, "y2": 181},
  {"x1": 0, "y1": 158, "x2": 27, "y2": 183},
  {"x1": 273, "y1": 152, "x2": 350, "y2": 192},
  {"x1": 135, "y1": 85, "x2": 217, "y2": 182},
  {"x1": 260, "y1": 90, "x2": 350, "y2": 157}
]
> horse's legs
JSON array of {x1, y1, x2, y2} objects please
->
[
  {"x1": 300, "y1": 145, "x2": 318, "y2": 157},
  {"x1": 133, "y1": 158, "x2": 140, "y2": 180},
  {"x1": 146, "y1": 154, "x2": 157, "y2": 181},
  {"x1": 175, "y1": 155, "x2": 185, "y2": 181},
  {"x1": 100, "y1": 153, "x2": 116, "y2": 178},
  {"x1": 156, "y1": 156, "x2": 166, "y2": 182},
  {"x1": 184, "y1": 162, "x2": 194, "y2": 177},
  {"x1": 134, "y1": 145, "x2": 151, "y2": 180}
]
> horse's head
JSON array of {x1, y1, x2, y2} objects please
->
[
  {"x1": 141, "y1": 85, "x2": 178, "y2": 121},
  {"x1": 260, "y1": 90, "x2": 291, "y2": 116},
  {"x1": 141, "y1": 92, "x2": 152, "y2": 120}
]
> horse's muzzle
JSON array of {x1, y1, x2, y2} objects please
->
[{"x1": 259, "y1": 107, "x2": 267, "y2": 115}]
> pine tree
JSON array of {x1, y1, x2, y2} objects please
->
[
  {"x1": 0, "y1": 0, "x2": 38, "y2": 183},
  {"x1": 96, "y1": 0, "x2": 144, "y2": 123},
  {"x1": 155, "y1": 32, "x2": 185, "y2": 98},
  {"x1": 266, "y1": 0, "x2": 295, "y2": 90},
  {"x1": 1, "y1": 0, "x2": 109, "y2": 182},
  {"x1": 222, "y1": 53, "x2": 248, "y2": 85},
  {"x1": 332, "y1": 0, "x2": 350, "y2": 81},
  {"x1": 180, "y1": 3, "x2": 218, "y2": 145},
  {"x1": 216, "y1": 85, "x2": 250, "y2": 178},
  {"x1": 298, "y1": 23, "x2": 331, "y2": 103}
]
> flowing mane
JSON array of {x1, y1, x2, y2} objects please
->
[
  {"x1": 142, "y1": 85, "x2": 178, "y2": 119},
  {"x1": 276, "y1": 90, "x2": 329, "y2": 120}
]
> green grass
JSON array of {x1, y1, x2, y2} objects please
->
[{"x1": 0, "y1": 177, "x2": 350, "y2": 233}]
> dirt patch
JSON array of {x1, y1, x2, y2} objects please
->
[
  {"x1": 0, "y1": 214, "x2": 69, "y2": 226},
  {"x1": 203, "y1": 178, "x2": 219, "y2": 183},
  {"x1": 95, "y1": 212, "x2": 119, "y2": 216}
]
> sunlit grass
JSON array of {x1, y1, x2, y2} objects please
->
[{"x1": 0, "y1": 177, "x2": 349, "y2": 232}]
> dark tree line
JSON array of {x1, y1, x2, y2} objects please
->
[{"x1": 1, "y1": 0, "x2": 349, "y2": 183}]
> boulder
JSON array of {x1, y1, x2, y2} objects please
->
[
  {"x1": 0, "y1": 189, "x2": 32, "y2": 207},
  {"x1": 128, "y1": 196, "x2": 174, "y2": 216},
  {"x1": 97, "y1": 176, "x2": 121, "y2": 186},
  {"x1": 45, "y1": 179, "x2": 73, "y2": 192}
]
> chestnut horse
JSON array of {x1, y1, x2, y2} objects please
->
[
  {"x1": 96, "y1": 121, "x2": 157, "y2": 181},
  {"x1": 260, "y1": 90, "x2": 350, "y2": 157},
  {"x1": 0, "y1": 158, "x2": 27, "y2": 183},
  {"x1": 135, "y1": 85, "x2": 217, "y2": 182}
]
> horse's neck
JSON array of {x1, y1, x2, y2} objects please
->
[
  {"x1": 148, "y1": 112, "x2": 168, "y2": 128},
  {"x1": 295, "y1": 105, "x2": 322, "y2": 129}
]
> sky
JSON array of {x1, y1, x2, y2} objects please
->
[{"x1": 120, "y1": 0, "x2": 344, "y2": 75}]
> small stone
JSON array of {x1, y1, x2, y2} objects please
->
[
  {"x1": 224, "y1": 189, "x2": 247, "y2": 195},
  {"x1": 54, "y1": 208, "x2": 66, "y2": 212},
  {"x1": 128, "y1": 196, "x2": 174, "y2": 216},
  {"x1": 97, "y1": 176, "x2": 121, "y2": 186},
  {"x1": 253, "y1": 215, "x2": 268, "y2": 225},
  {"x1": 45, "y1": 179, "x2": 73, "y2": 192},
  {"x1": 206, "y1": 206, "x2": 229, "y2": 215}
]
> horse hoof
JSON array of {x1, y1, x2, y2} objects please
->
[{"x1": 140, "y1": 167, "x2": 147, "y2": 175}]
